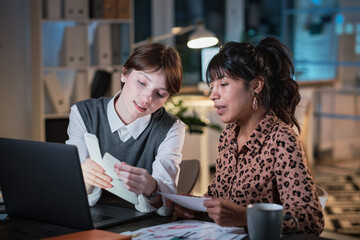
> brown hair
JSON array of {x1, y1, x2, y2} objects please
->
[{"x1": 122, "y1": 43, "x2": 183, "y2": 96}]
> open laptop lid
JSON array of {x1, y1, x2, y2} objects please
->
[{"x1": 0, "y1": 137, "x2": 94, "y2": 229}]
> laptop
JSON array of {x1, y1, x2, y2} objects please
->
[{"x1": 0, "y1": 137, "x2": 151, "y2": 230}]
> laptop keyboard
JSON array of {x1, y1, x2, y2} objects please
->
[{"x1": 91, "y1": 214, "x2": 114, "y2": 223}]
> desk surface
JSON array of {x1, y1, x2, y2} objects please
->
[
  {"x1": 0, "y1": 194, "x2": 333, "y2": 240},
  {"x1": 0, "y1": 213, "x2": 172, "y2": 240},
  {"x1": 0, "y1": 214, "x2": 332, "y2": 240}
]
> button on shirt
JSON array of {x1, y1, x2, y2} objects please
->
[{"x1": 66, "y1": 91, "x2": 186, "y2": 216}]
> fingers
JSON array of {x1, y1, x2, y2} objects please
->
[
  {"x1": 203, "y1": 198, "x2": 220, "y2": 208},
  {"x1": 82, "y1": 158, "x2": 112, "y2": 189},
  {"x1": 204, "y1": 199, "x2": 246, "y2": 227},
  {"x1": 172, "y1": 194, "x2": 198, "y2": 218},
  {"x1": 205, "y1": 198, "x2": 226, "y2": 216},
  {"x1": 174, "y1": 203, "x2": 196, "y2": 219},
  {"x1": 114, "y1": 164, "x2": 156, "y2": 195},
  {"x1": 116, "y1": 166, "x2": 149, "y2": 186},
  {"x1": 204, "y1": 199, "x2": 226, "y2": 222},
  {"x1": 117, "y1": 169, "x2": 148, "y2": 183},
  {"x1": 115, "y1": 163, "x2": 144, "y2": 175}
]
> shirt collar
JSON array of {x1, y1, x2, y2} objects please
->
[
  {"x1": 245, "y1": 112, "x2": 278, "y2": 151},
  {"x1": 107, "y1": 91, "x2": 151, "y2": 139},
  {"x1": 226, "y1": 113, "x2": 278, "y2": 153}
]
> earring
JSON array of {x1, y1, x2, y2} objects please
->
[{"x1": 252, "y1": 92, "x2": 258, "y2": 110}]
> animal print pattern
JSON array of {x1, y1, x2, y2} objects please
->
[{"x1": 206, "y1": 113, "x2": 324, "y2": 235}]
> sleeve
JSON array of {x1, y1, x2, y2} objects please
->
[
  {"x1": 65, "y1": 105, "x2": 89, "y2": 163},
  {"x1": 274, "y1": 128, "x2": 325, "y2": 235},
  {"x1": 65, "y1": 105, "x2": 102, "y2": 206},
  {"x1": 135, "y1": 119, "x2": 186, "y2": 216}
]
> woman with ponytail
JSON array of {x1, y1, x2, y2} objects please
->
[{"x1": 174, "y1": 37, "x2": 324, "y2": 235}]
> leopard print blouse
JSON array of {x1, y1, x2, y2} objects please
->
[{"x1": 205, "y1": 113, "x2": 324, "y2": 235}]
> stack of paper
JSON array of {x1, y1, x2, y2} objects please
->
[{"x1": 121, "y1": 220, "x2": 246, "y2": 240}]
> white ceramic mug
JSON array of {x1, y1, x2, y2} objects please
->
[{"x1": 246, "y1": 203, "x2": 298, "y2": 240}]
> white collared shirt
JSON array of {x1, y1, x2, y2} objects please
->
[{"x1": 66, "y1": 91, "x2": 186, "y2": 216}]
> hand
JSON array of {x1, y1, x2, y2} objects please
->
[
  {"x1": 114, "y1": 162, "x2": 156, "y2": 196},
  {"x1": 204, "y1": 198, "x2": 246, "y2": 227},
  {"x1": 173, "y1": 193, "x2": 198, "y2": 219},
  {"x1": 81, "y1": 158, "x2": 112, "y2": 193}
]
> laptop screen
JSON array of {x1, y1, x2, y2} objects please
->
[{"x1": 0, "y1": 138, "x2": 94, "y2": 229}]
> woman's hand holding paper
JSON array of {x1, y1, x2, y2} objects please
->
[
  {"x1": 81, "y1": 157, "x2": 113, "y2": 193},
  {"x1": 204, "y1": 198, "x2": 246, "y2": 227},
  {"x1": 114, "y1": 162, "x2": 157, "y2": 196},
  {"x1": 172, "y1": 193, "x2": 199, "y2": 219}
]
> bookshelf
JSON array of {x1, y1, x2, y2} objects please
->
[{"x1": 31, "y1": 0, "x2": 134, "y2": 142}]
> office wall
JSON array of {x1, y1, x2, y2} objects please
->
[
  {"x1": 316, "y1": 1, "x2": 360, "y2": 162},
  {"x1": 0, "y1": 0, "x2": 33, "y2": 140}
]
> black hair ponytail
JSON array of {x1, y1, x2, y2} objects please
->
[
  {"x1": 206, "y1": 37, "x2": 301, "y2": 132},
  {"x1": 256, "y1": 37, "x2": 301, "y2": 132}
]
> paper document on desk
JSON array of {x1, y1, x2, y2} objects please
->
[
  {"x1": 160, "y1": 193, "x2": 210, "y2": 212},
  {"x1": 121, "y1": 219, "x2": 246, "y2": 240},
  {"x1": 84, "y1": 133, "x2": 138, "y2": 205}
]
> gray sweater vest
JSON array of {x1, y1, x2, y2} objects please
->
[{"x1": 76, "y1": 97, "x2": 177, "y2": 174}]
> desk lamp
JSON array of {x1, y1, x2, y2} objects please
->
[{"x1": 132, "y1": 21, "x2": 219, "y2": 50}]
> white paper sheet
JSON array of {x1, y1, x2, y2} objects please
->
[
  {"x1": 160, "y1": 193, "x2": 210, "y2": 212},
  {"x1": 102, "y1": 153, "x2": 139, "y2": 204},
  {"x1": 84, "y1": 133, "x2": 139, "y2": 204},
  {"x1": 84, "y1": 133, "x2": 102, "y2": 164}
]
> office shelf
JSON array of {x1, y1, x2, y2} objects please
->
[{"x1": 31, "y1": 0, "x2": 134, "y2": 142}]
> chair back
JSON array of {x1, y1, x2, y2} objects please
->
[
  {"x1": 316, "y1": 185, "x2": 328, "y2": 210},
  {"x1": 177, "y1": 159, "x2": 200, "y2": 194}
]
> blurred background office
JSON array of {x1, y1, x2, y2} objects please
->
[{"x1": 0, "y1": 0, "x2": 360, "y2": 239}]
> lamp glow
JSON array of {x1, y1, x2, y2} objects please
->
[
  {"x1": 133, "y1": 21, "x2": 219, "y2": 50},
  {"x1": 187, "y1": 37, "x2": 219, "y2": 49},
  {"x1": 187, "y1": 24, "x2": 219, "y2": 49}
]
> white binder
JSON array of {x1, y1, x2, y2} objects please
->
[
  {"x1": 97, "y1": 24, "x2": 112, "y2": 66},
  {"x1": 74, "y1": 25, "x2": 86, "y2": 66},
  {"x1": 44, "y1": 73, "x2": 69, "y2": 113},
  {"x1": 64, "y1": 0, "x2": 89, "y2": 19},
  {"x1": 64, "y1": 26, "x2": 86, "y2": 67},
  {"x1": 72, "y1": 71, "x2": 89, "y2": 103},
  {"x1": 64, "y1": 26, "x2": 76, "y2": 66},
  {"x1": 44, "y1": 0, "x2": 61, "y2": 19}
]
